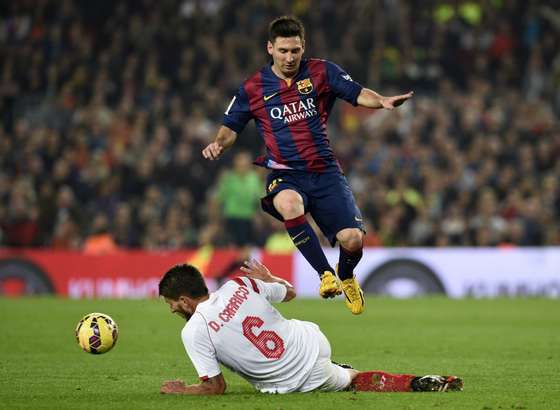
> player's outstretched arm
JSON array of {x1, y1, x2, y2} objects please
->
[
  {"x1": 240, "y1": 259, "x2": 296, "y2": 302},
  {"x1": 160, "y1": 374, "x2": 226, "y2": 395},
  {"x1": 357, "y1": 88, "x2": 413, "y2": 110},
  {"x1": 202, "y1": 126, "x2": 238, "y2": 160}
]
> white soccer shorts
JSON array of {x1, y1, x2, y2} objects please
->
[{"x1": 297, "y1": 327, "x2": 353, "y2": 392}]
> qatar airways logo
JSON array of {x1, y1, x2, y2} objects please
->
[{"x1": 269, "y1": 98, "x2": 318, "y2": 124}]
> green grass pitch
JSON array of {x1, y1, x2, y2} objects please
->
[{"x1": 1, "y1": 297, "x2": 559, "y2": 409}]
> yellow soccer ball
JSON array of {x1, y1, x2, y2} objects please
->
[{"x1": 75, "y1": 313, "x2": 119, "y2": 354}]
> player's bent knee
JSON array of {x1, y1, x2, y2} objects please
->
[
  {"x1": 273, "y1": 191, "x2": 304, "y2": 219},
  {"x1": 274, "y1": 201, "x2": 304, "y2": 219},
  {"x1": 337, "y1": 228, "x2": 363, "y2": 250}
]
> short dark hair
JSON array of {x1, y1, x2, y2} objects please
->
[
  {"x1": 158, "y1": 264, "x2": 208, "y2": 300},
  {"x1": 268, "y1": 16, "x2": 305, "y2": 43}
]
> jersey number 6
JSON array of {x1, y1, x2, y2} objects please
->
[{"x1": 242, "y1": 316, "x2": 285, "y2": 359}]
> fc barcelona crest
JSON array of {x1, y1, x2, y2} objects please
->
[
  {"x1": 296, "y1": 78, "x2": 313, "y2": 94},
  {"x1": 268, "y1": 178, "x2": 283, "y2": 193}
]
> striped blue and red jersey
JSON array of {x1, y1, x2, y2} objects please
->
[{"x1": 222, "y1": 58, "x2": 363, "y2": 173}]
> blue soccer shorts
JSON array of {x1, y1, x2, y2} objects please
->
[{"x1": 261, "y1": 170, "x2": 365, "y2": 246}]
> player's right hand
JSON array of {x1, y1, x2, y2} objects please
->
[{"x1": 202, "y1": 142, "x2": 224, "y2": 160}]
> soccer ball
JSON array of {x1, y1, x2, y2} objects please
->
[{"x1": 75, "y1": 312, "x2": 118, "y2": 354}]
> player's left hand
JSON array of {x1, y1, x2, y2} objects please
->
[
  {"x1": 240, "y1": 259, "x2": 272, "y2": 281},
  {"x1": 160, "y1": 379, "x2": 186, "y2": 394},
  {"x1": 381, "y1": 91, "x2": 414, "y2": 110}
]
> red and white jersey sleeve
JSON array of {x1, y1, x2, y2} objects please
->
[
  {"x1": 248, "y1": 276, "x2": 287, "y2": 303},
  {"x1": 180, "y1": 277, "x2": 322, "y2": 393},
  {"x1": 181, "y1": 313, "x2": 221, "y2": 381}
]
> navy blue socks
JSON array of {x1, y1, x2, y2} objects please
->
[
  {"x1": 337, "y1": 246, "x2": 363, "y2": 280},
  {"x1": 284, "y1": 215, "x2": 333, "y2": 277}
]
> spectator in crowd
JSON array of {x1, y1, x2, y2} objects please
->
[
  {"x1": 214, "y1": 151, "x2": 263, "y2": 247},
  {"x1": 0, "y1": 1, "x2": 558, "y2": 249},
  {"x1": 83, "y1": 212, "x2": 119, "y2": 254}
]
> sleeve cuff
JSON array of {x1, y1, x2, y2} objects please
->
[
  {"x1": 350, "y1": 85, "x2": 363, "y2": 106},
  {"x1": 199, "y1": 369, "x2": 221, "y2": 381},
  {"x1": 222, "y1": 119, "x2": 244, "y2": 133}
]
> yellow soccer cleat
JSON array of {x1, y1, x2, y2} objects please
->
[
  {"x1": 341, "y1": 277, "x2": 365, "y2": 315},
  {"x1": 319, "y1": 271, "x2": 342, "y2": 299}
]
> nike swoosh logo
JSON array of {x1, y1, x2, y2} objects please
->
[
  {"x1": 290, "y1": 231, "x2": 305, "y2": 241},
  {"x1": 263, "y1": 92, "x2": 278, "y2": 101},
  {"x1": 354, "y1": 216, "x2": 363, "y2": 222}
]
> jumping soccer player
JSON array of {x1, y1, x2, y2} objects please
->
[
  {"x1": 158, "y1": 260, "x2": 463, "y2": 395},
  {"x1": 202, "y1": 16, "x2": 413, "y2": 314}
]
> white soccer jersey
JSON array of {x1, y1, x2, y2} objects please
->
[{"x1": 180, "y1": 277, "x2": 324, "y2": 393}]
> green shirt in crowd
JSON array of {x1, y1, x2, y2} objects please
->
[{"x1": 217, "y1": 171, "x2": 262, "y2": 220}]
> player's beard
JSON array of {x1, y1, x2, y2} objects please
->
[{"x1": 176, "y1": 308, "x2": 193, "y2": 322}]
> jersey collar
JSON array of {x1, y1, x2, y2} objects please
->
[{"x1": 266, "y1": 59, "x2": 307, "y2": 84}]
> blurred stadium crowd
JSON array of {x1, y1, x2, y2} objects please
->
[{"x1": 1, "y1": 0, "x2": 559, "y2": 251}]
